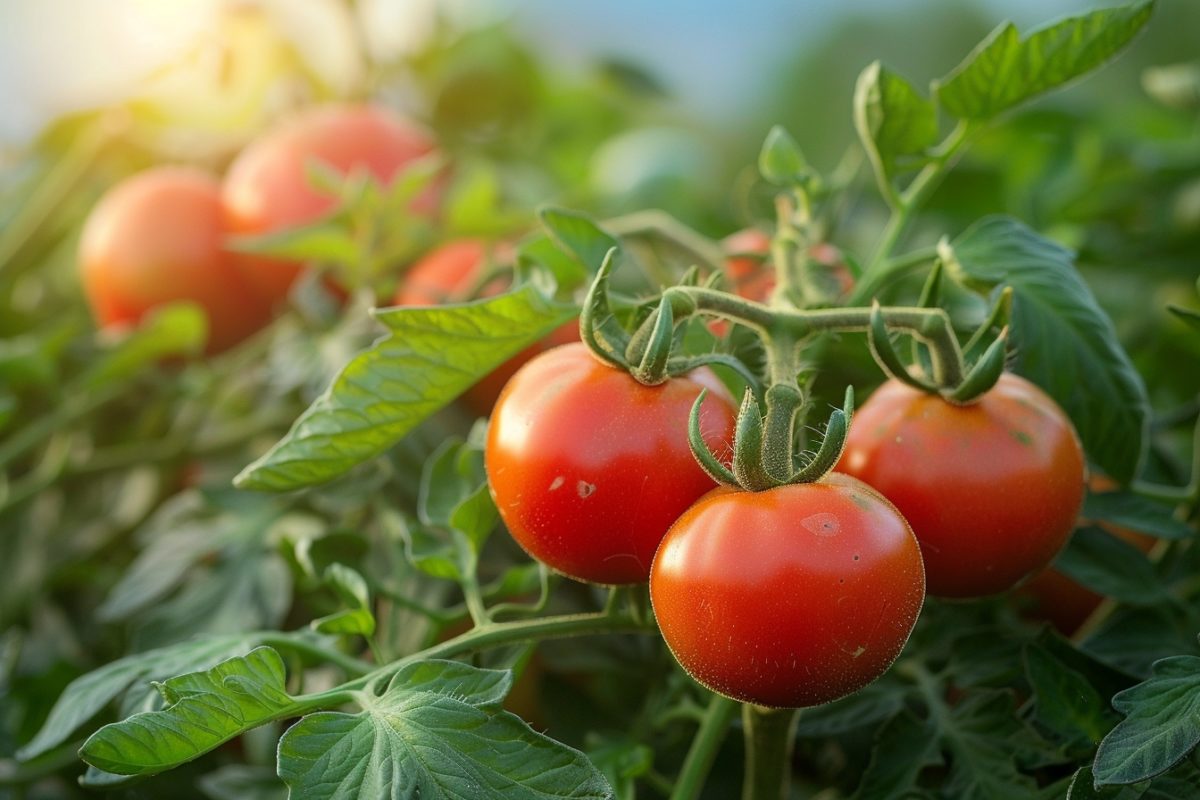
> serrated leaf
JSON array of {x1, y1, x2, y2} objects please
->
[
  {"x1": 793, "y1": 678, "x2": 906, "y2": 737},
  {"x1": 1053, "y1": 526, "x2": 1166, "y2": 606},
  {"x1": 18, "y1": 634, "x2": 263, "y2": 761},
  {"x1": 80, "y1": 647, "x2": 295, "y2": 776},
  {"x1": 940, "y1": 690, "x2": 1041, "y2": 800},
  {"x1": 1084, "y1": 605, "x2": 1200, "y2": 678},
  {"x1": 1084, "y1": 491, "x2": 1193, "y2": 541},
  {"x1": 277, "y1": 660, "x2": 612, "y2": 800},
  {"x1": 1024, "y1": 643, "x2": 1119, "y2": 748},
  {"x1": 934, "y1": 2, "x2": 1155, "y2": 120},
  {"x1": 83, "y1": 303, "x2": 207, "y2": 388},
  {"x1": 236, "y1": 286, "x2": 576, "y2": 491},
  {"x1": 941, "y1": 216, "x2": 1149, "y2": 483},
  {"x1": 758, "y1": 125, "x2": 811, "y2": 187},
  {"x1": 1094, "y1": 656, "x2": 1200, "y2": 787},
  {"x1": 538, "y1": 207, "x2": 620, "y2": 275},
  {"x1": 854, "y1": 711, "x2": 942, "y2": 799},
  {"x1": 854, "y1": 62, "x2": 939, "y2": 189}
]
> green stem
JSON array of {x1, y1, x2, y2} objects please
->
[
  {"x1": 604, "y1": 210, "x2": 728, "y2": 276},
  {"x1": 345, "y1": 609, "x2": 654, "y2": 693},
  {"x1": 865, "y1": 120, "x2": 974, "y2": 275},
  {"x1": 848, "y1": 245, "x2": 939, "y2": 304},
  {"x1": 741, "y1": 704, "x2": 799, "y2": 800},
  {"x1": 260, "y1": 634, "x2": 373, "y2": 678},
  {"x1": 670, "y1": 694, "x2": 739, "y2": 800}
]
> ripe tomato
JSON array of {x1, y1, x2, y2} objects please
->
[
  {"x1": 79, "y1": 167, "x2": 272, "y2": 355},
  {"x1": 222, "y1": 104, "x2": 438, "y2": 305},
  {"x1": 485, "y1": 343, "x2": 738, "y2": 585},
  {"x1": 650, "y1": 473, "x2": 925, "y2": 708},
  {"x1": 838, "y1": 373, "x2": 1086, "y2": 599},
  {"x1": 392, "y1": 239, "x2": 577, "y2": 414},
  {"x1": 1015, "y1": 475, "x2": 1156, "y2": 634}
]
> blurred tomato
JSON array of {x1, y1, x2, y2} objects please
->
[
  {"x1": 222, "y1": 104, "x2": 439, "y2": 305},
  {"x1": 79, "y1": 167, "x2": 272, "y2": 354},
  {"x1": 1015, "y1": 475, "x2": 1157, "y2": 634},
  {"x1": 392, "y1": 240, "x2": 577, "y2": 414}
]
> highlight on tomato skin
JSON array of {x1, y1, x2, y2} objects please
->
[
  {"x1": 221, "y1": 104, "x2": 441, "y2": 306},
  {"x1": 484, "y1": 342, "x2": 739, "y2": 586},
  {"x1": 78, "y1": 167, "x2": 273, "y2": 355},
  {"x1": 837, "y1": 373, "x2": 1087, "y2": 599},
  {"x1": 649, "y1": 473, "x2": 925, "y2": 709}
]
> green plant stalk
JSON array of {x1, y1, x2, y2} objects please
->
[
  {"x1": 1133, "y1": 414, "x2": 1200, "y2": 507},
  {"x1": 670, "y1": 694, "x2": 739, "y2": 800},
  {"x1": 741, "y1": 704, "x2": 799, "y2": 800},
  {"x1": 848, "y1": 245, "x2": 939, "y2": 304},
  {"x1": 604, "y1": 210, "x2": 728, "y2": 276},
  {"x1": 864, "y1": 119, "x2": 974, "y2": 275}
]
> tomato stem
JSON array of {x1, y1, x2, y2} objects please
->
[
  {"x1": 669, "y1": 694, "x2": 739, "y2": 800},
  {"x1": 741, "y1": 704, "x2": 799, "y2": 800}
]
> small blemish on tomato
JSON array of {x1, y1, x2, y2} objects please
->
[
  {"x1": 548, "y1": 476, "x2": 565, "y2": 491},
  {"x1": 1010, "y1": 430, "x2": 1033, "y2": 446},
  {"x1": 802, "y1": 512, "x2": 839, "y2": 536},
  {"x1": 853, "y1": 554, "x2": 860, "y2": 561},
  {"x1": 577, "y1": 480, "x2": 596, "y2": 498}
]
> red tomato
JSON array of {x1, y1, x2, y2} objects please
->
[
  {"x1": 485, "y1": 343, "x2": 738, "y2": 585},
  {"x1": 222, "y1": 104, "x2": 439, "y2": 305},
  {"x1": 650, "y1": 473, "x2": 925, "y2": 708},
  {"x1": 392, "y1": 239, "x2": 577, "y2": 414},
  {"x1": 838, "y1": 374, "x2": 1086, "y2": 599},
  {"x1": 1015, "y1": 475, "x2": 1156, "y2": 634},
  {"x1": 79, "y1": 167, "x2": 272, "y2": 355}
]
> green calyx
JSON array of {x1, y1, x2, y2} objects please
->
[{"x1": 689, "y1": 385, "x2": 855, "y2": 492}]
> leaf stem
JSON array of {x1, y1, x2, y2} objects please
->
[
  {"x1": 669, "y1": 694, "x2": 738, "y2": 800},
  {"x1": 259, "y1": 635, "x2": 373, "y2": 678},
  {"x1": 741, "y1": 704, "x2": 799, "y2": 800}
]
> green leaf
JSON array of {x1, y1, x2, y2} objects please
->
[
  {"x1": 228, "y1": 218, "x2": 360, "y2": 267},
  {"x1": 277, "y1": 660, "x2": 613, "y2": 800},
  {"x1": 585, "y1": 733, "x2": 653, "y2": 800},
  {"x1": 18, "y1": 634, "x2": 263, "y2": 761},
  {"x1": 854, "y1": 62, "x2": 939, "y2": 190},
  {"x1": 517, "y1": 233, "x2": 589, "y2": 288},
  {"x1": 934, "y1": 2, "x2": 1156, "y2": 120},
  {"x1": 1053, "y1": 526, "x2": 1166, "y2": 606},
  {"x1": 1094, "y1": 656, "x2": 1200, "y2": 786},
  {"x1": 1066, "y1": 766, "x2": 1145, "y2": 799},
  {"x1": 1024, "y1": 643, "x2": 1119, "y2": 749},
  {"x1": 538, "y1": 207, "x2": 620, "y2": 275},
  {"x1": 1084, "y1": 491, "x2": 1194, "y2": 540},
  {"x1": 312, "y1": 564, "x2": 376, "y2": 637},
  {"x1": 854, "y1": 711, "x2": 942, "y2": 799},
  {"x1": 939, "y1": 690, "x2": 1041, "y2": 799},
  {"x1": 198, "y1": 764, "x2": 288, "y2": 800},
  {"x1": 80, "y1": 647, "x2": 295, "y2": 776},
  {"x1": 235, "y1": 285, "x2": 577, "y2": 491},
  {"x1": 83, "y1": 303, "x2": 207, "y2": 388},
  {"x1": 419, "y1": 438, "x2": 487, "y2": 529},
  {"x1": 793, "y1": 677, "x2": 906, "y2": 737},
  {"x1": 758, "y1": 125, "x2": 812, "y2": 187},
  {"x1": 1084, "y1": 605, "x2": 1200, "y2": 679},
  {"x1": 940, "y1": 216, "x2": 1149, "y2": 483}
]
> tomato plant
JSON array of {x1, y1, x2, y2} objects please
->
[
  {"x1": 78, "y1": 167, "x2": 272, "y2": 354},
  {"x1": 485, "y1": 342, "x2": 737, "y2": 584},
  {"x1": 8, "y1": 4, "x2": 1200, "y2": 800},
  {"x1": 651, "y1": 473, "x2": 924, "y2": 708},
  {"x1": 838, "y1": 373, "x2": 1086, "y2": 598},
  {"x1": 221, "y1": 104, "x2": 439, "y2": 304}
]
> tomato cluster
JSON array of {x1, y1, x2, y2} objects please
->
[{"x1": 79, "y1": 105, "x2": 438, "y2": 354}]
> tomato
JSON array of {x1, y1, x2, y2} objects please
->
[
  {"x1": 650, "y1": 473, "x2": 925, "y2": 708},
  {"x1": 392, "y1": 239, "x2": 577, "y2": 414},
  {"x1": 1015, "y1": 475, "x2": 1156, "y2": 634},
  {"x1": 485, "y1": 343, "x2": 738, "y2": 585},
  {"x1": 79, "y1": 167, "x2": 272, "y2": 355},
  {"x1": 222, "y1": 104, "x2": 439, "y2": 305},
  {"x1": 838, "y1": 373, "x2": 1086, "y2": 599}
]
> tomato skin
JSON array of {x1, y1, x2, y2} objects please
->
[
  {"x1": 650, "y1": 473, "x2": 925, "y2": 708},
  {"x1": 485, "y1": 343, "x2": 738, "y2": 585},
  {"x1": 392, "y1": 239, "x2": 577, "y2": 414},
  {"x1": 222, "y1": 104, "x2": 438, "y2": 305},
  {"x1": 79, "y1": 167, "x2": 272, "y2": 354},
  {"x1": 838, "y1": 374, "x2": 1086, "y2": 599}
]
